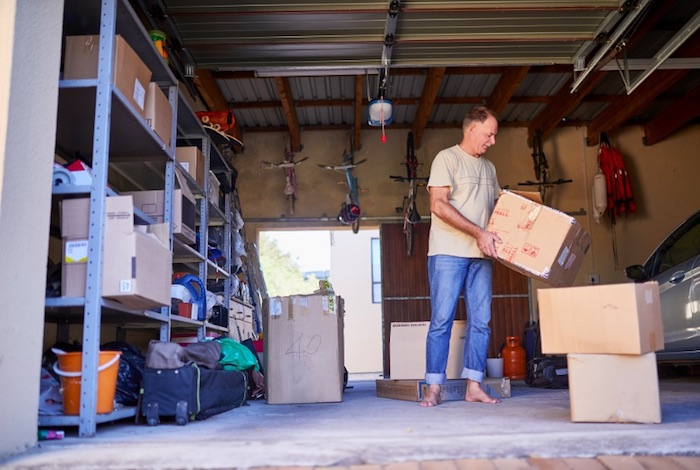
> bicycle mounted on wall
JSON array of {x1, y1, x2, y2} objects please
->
[
  {"x1": 259, "y1": 143, "x2": 308, "y2": 216},
  {"x1": 390, "y1": 132, "x2": 428, "y2": 256},
  {"x1": 518, "y1": 130, "x2": 571, "y2": 203},
  {"x1": 318, "y1": 135, "x2": 366, "y2": 234}
]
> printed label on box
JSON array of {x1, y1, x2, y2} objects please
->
[
  {"x1": 119, "y1": 279, "x2": 133, "y2": 293},
  {"x1": 557, "y1": 245, "x2": 570, "y2": 266},
  {"x1": 133, "y1": 79, "x2": 145, "y2": 110},
  {"x1": 270, "y1": 298, "x2": 282, "y2": 317},
  {"x1": 65, "y1": 240, "x2": 88, "y2": 263}
]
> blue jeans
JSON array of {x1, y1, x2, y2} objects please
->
[{"x1": 425, "y1": 255, "x2": 493, "y2": 385}]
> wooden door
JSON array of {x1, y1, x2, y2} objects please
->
[{"x1": 380, "y1": 222, "x2": 531, "y2": 377}]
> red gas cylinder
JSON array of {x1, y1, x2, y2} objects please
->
[{"x1": 502, "y1": 336, "x2": 526, "y2": 380}]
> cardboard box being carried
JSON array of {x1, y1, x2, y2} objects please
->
[
  {"x1": 376, "y1": 377, "x2": 511, "y2": 402},
  {"x1": 263, "y1": 294, "x2": 345, "y2": 404},
  {"x1": 538, "y1": 281, "x2": 663, "y2": 355},
  {"x1": 60, "y1": 196, "x2": 172, "y2": 309},
  {"x1": 123, "y1": 169, "x2": 196, "y2": 245},
  {"x1": 63, "y1": 35, "x2": 151, "y2": 118},
  {"x1": 487, "y1": 190, "x2": 591, "y2": 287},
  {"x1": 389, "y1": 321, "x2": 466, "y2": 380},
  {"x1": 567, "y1": 352, "x2": 661, "y2": 423}
]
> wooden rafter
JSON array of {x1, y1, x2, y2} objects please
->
[
  {"x1": 274, "y1": 77, "x2": 302, "y2": 152},
  {"x1": 486, "y1": 66, "x2": 530, "y2": 115},
  {"x1": 643, "y1": 84, "x2": 700, "y2": 146},
  {"x1": 354, "y1": 75, "x2": 363, "y2": 150},
  {"x1": 412, "y1": 67, "x2": 446, "y2": 149},
  {"x1": 193, "y1": 68, "x2": 242, "y2": 139}
]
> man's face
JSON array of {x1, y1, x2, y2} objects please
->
[{"x1": 467, "y1": 116, "x2": 498, "y2": 156}]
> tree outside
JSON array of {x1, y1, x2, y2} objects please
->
[{"x1": 258, "y1": 233, "x2": 323, "y2": 296}]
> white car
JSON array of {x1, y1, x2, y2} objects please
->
[{"x1": 625, "y1": 210, "x2": 700, "y2": 362}]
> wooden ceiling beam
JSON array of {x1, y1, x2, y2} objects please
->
[
  {"x1": 354, "y1": 74, "x2": 363, "y2": 150},
  {"x1": 486, "y1": 66, "x2": 530, "y2": 115},
  {"x1": 274, "y1": 77, "x2": 302, "y2": 152},
  {"x1": 643, "y1": 84, "x2": 700, "y2": 146},
  {"x1": 413, "y1": 67, "x2": 446, "y2": 149}
]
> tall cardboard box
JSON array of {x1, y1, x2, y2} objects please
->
[
  {"x1": 123, "y1": 169, "x2": 196, "y2": 245},
  {"x1": 537, "y1": 282, "x2": 664, "y2": 354},
  {"x1": 389, "y1": 320, "x2": 466, "y2": 380},
  {"x1": 176, "y1": 146, "x2": 206, "y2": 188},
  {"x1": 567, "y1": 353, "x2": 661, "y2": 423},
  {"x1": 60, "y1": 196, "x2": 172, "y2": 309},
  {"x1": 487, "y1": 190, "x2": 591, "y2": 287},
  {"x1": 264, "y1": 295, "x2": 345, "y2": 404},
  {"x1": 145, "y1": 82, "x2": 173, "y2": 148},
  {"x1": 63, "y1": 35, "x2": 151, "y2": 118}
]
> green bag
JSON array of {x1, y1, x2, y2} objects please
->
[{"x1": 216, "y1": 338, "x2": 259, "y2": 371}]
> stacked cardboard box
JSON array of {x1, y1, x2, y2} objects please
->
[
  {"x1": 263, "y1": 294, "x2": 345, "y2": 404},
  {"x1": 537, "y1": 281, "x2": 664, "y2": 423},
  {"x1": 60, "y1": 195, "x2": 172, "y2": 309}
]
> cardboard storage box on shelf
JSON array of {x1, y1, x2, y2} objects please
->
[
  {"x1": 537, "y1": 281, "x2": 663, "y2": 354},
  {"x1": 389, "y1": 321, "x2": 466, "y2": 380},
  {"x1": 60, "y1": 196, "x2": 172, "y2": 309},
  {"x1": 487, "y1": 190, "x2": 591, "y2": 287},
  {"x1": 263, "y1": 294, "x2": 345, "y2": 404},
  {"x1": 123, "y1": 169, "x2": 196, "y2": 245},
  {"x1": 567, "y1": 352, "x2": 661, "y2": 423},
  {"x1": 376, "y1": 377, "x2": 511, "y2": 402},
  {"x1": 176, "y1": 146, "x2": 205, "y2": 188},
  {"x1": 63, "y1": 35, "x2": 151, "y2": 118},
  {"x1": 145, "y1": 82, "x2": 172, "y2": 148}
]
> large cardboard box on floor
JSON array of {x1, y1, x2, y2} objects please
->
[
  {"x1": 123, "y1": 169, "x2": 196, "y2": 245},
  {"x1": 389, "y1": 321, "x2": 466, "y2": 380},
  {"x1": 264, "y1": 294, "x2": 345, "y2": 404},
  {"x1": 63, "y1": 35, "x2": 151, "y2": 118},
  {"x1": 60, "y1": 196, "x2": 172, "y2": 309},
  {"x1": 376, "y1": 377, "x2": 511, "y2": 402},
  {"x1": 487, "y1": 190, "x2": 591, "y2": 287},
  {"x1": 567, "y1": 352, "x2": 661, "y2": 423},
  {"x1": 537, "y1": 281, "x2": 663, "y2": 354}
]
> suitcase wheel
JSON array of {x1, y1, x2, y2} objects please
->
[
  {"x1": 175, "y1": 400, "x2": 188, "y2": 426},
  {"x1": 145, "y1": 402, "x2": 160, "y2": 427}
]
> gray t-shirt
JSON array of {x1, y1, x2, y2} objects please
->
[{"x1": 427, "y1": 144, "x2": 500, "y2": 258}]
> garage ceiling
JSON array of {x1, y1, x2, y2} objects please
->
[{"x1": 133, "y1": 0, "x2": 700, "y2": 151}]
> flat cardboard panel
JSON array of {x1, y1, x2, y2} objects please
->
[
  {"x1": 567, "y1": 353, "x2": 661, "y2": 423},
  {"x1": 538, "y1": 282, "x2": 664, "y2": 354},
  {"x1": 376, "y1": 378, "x2": 510, "y2": 401},
  {"x1": 487, "y1": 190, "x2": 591, "y2": 287},
  {"x1": 64, "y1": 35, "x2": 152, "y2": 117},
  {"x1": 389, "y1": 321, "x2": 466, "y2": 380},
  {"x1": 176, "y1": 147, "x2": 206, "y2": 187},
  {"x1": 145, "y1": 82, "x2": 172, "y2": 148},
  {"x1": 264, "y1": 295, "x2": 345, "y2": 404}
]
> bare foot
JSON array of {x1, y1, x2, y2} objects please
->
[
  {"x1": 419, "y1": 384, "x2": 442, "y2": 407},
  {"x1": 465, "y1": 380, "x2": 500, "y2": 404}
]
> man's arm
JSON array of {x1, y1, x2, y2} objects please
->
[{"x1": 429, "y1": 186, "x2": 501, "y2": 258}]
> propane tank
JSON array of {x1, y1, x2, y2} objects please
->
[
  {"x1": 592, "y1": 168, "x2": 607, "y2": 224},
  {"x1": 502, "y1": 336, "x2": 526, "y2": 380}
]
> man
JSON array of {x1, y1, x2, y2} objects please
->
[{"x1": 420, "y1": 106, "x2": 501, "y2": 407}]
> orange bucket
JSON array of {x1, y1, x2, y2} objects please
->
[{"x1": 53, "y1": 351, "x2": 121, "y2": 415}]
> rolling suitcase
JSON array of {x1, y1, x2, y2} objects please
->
[{"x1": 141, "y1": 363, "x2": 247, "y2": 426}]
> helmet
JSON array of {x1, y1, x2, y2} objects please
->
[{"x1": 338, "y1": 203, "x2": 360, "y2": 224}]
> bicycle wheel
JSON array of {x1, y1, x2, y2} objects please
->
[
  {"x1": 405, "y1": 214, "x2": 414, "y2": 256},
  {"x1": 351, "y1": 208, "x2": 361, "y2": 234}
]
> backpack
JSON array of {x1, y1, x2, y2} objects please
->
[{"x1": 525, "y1": 355, "x2": 569, "y2": 389}]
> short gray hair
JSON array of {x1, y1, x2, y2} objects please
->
[{"x1": 462, "y1": 106, "x2": 497, "y2": 130}]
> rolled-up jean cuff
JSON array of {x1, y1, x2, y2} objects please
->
[
  {"x1": 462, "y1": 368, "x2": 484, "y2": 383},
  {"x1": 425, "y1": 372, "x2": 446, "y2": 385}
]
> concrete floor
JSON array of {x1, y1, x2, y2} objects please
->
[{"x1": 3, "y1": 374, "x2": 700, "y2": 469}]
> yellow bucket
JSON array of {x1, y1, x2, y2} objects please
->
[{"x1": 53, "y1": 351, "x2": 121, "y2": 415}]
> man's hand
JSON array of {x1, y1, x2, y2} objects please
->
[{"x1": 476, "y1": 229, "x2": 502, "y2": 258}]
